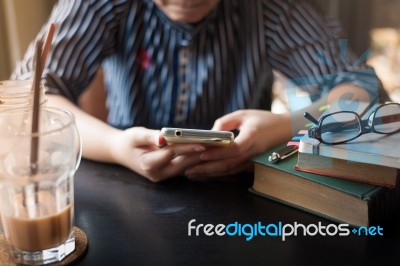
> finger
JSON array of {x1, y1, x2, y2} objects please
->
[
  {"x1": 143, "y1": 153, "x2": 204, "y2": 183},
  {"x1": 140, "y1": 144, "x2": 206, "y2": 170},
  {"x1": 212, "y1": 110, "x2": 244, "y2": 131},
  {"x1": 162, "y1": 153, "x2": 204, "y2": 177},
  {"x1": 199, "y1": 131, "x2": 253, "y2": 161},
  {"x1": 185, "y1": 158, "x2": 252, "y2": 179},
  {"x1": 128, "y1": 127, "x2": 162, "y2": 147},
  {"x1": 199, "y1": 144, "x2": 241, "y2": 161}
]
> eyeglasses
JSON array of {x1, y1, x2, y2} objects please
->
[{"x1": 304, "y1": 102, "x2": 400, "y2": 144}]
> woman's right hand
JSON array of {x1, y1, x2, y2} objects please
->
[
  {"x1": 109, "y1": 127, "x2": 206, "y2": 182},
  {"x1": 47, "y1": 95, "x2": 205, "y2": 183}
]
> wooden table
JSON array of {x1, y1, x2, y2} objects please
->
[{"x1": 73, "y1": 159, "x2": 400, "y2": 265}]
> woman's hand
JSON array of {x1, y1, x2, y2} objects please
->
[
  {"x1": 47, "y1": 95, "x2": 207, "y2": 183},
  {"x1": 184, "y1": 110, "x2": 292, "y2": 179},
  {"x1": 108, "y1": 127, "x2": 206, "y2": 182}
]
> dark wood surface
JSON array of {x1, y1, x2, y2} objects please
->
[{"x1": 73, "y1": 159, "x2": 400, "y2": 266}]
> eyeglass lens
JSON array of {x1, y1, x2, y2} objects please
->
[
  {"x1": 321, "y1": 112, "x2": 361, "y2": 144},
  {"x1": 373, "y1": 103, "x2": 400, "y2": 134}
]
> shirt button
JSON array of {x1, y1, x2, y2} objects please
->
[
  {"x1": 180, "y1": 39, "x2": 190, "y2": 47},
  {"x1": 181, "y1": 83, "x2": 188, "y2": 90},
  {"x1": 180, "y1": 57, "x2": 188, "y2": 64},
  {"x1": 179, "y1": 94, "x2": 187, "y2": 102}
]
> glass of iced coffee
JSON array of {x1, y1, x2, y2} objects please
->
[
  {"x1": 0, "y1": 80, "x2": 47, "y2": 237},
  {"x1": 0, "y1": 106, "x2": 81, "y2": 265}
]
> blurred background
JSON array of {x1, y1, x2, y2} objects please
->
[
  {"x1": 0, "y1": 0, "x2": 399, "y2": 104},
  {"x1": 0, "y1": 0, "x2": 53, "y2": 80}
]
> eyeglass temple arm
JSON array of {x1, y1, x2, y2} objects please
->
[
  {"x1": 303, "y1": 97, "x2": 379, "y2": 125},
  {"x1": 304, "y1": 112, "x2": 319, "y2": 125},
  {"x1": 305, "y1": 94, "x2": 379, "y2": 124}
]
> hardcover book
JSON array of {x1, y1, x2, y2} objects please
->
[
  {"x1": 299, "y1": 129, "x2": 400, "y2": 169},
  {"x1": 251, "y1": 144, "x2": 400, "y2": 227},
  {"x1": 297, "y1": 134, "x2": 400, "y2": 188},
  {"x1": 295, "y1": 150, "x2": 398, "y2": 188}
]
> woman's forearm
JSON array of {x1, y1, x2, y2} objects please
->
[{"x1": 46, "y1": 94, "x2": 121, "y2": 163}]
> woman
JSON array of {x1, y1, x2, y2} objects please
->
[{"x1": 13, "y1": 0, "x2": 388, "y2": 182}]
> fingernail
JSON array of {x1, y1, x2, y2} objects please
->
[
  {"x1": 173, "y1": 156, "x2": 184, "y2": 163},
  {"x1": 154, "y1": 134, "x2": 165, "y2": 146}
]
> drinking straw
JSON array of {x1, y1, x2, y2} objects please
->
[
  {"x1": 29, "y1": 41, "x2": 43, "y2": 210},
  {"x1": 40, "y1": 23, "x2": 57, "y2": 75},
  {"x1": 25, "y1": 23, "x2": 56, "y2": 208},
  {"x1": 30, "y1": 40, "x2": 43, "y2": 175},
  {"x1": 30, "y1": 22, "x2": 57, "y2": 172}
]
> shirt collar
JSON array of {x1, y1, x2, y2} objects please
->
[{"x1": 147, "y1": 0, "x2": 221, "y2": 42}]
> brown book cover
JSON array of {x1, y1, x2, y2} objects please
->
[{"x1": 295, "y1": 152, "x2": 398, "y2": 188}]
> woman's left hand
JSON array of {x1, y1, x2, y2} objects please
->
[{"x1": 184, "y1": 109, "x2": 292, "y2": 179}]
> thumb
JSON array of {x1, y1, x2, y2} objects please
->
[
  {"x1": 212, "y1": 110, "x2": 244, "y2": 131},
  {"x1": 127, "y1": 127, "x2": 165, "y2": 147}
]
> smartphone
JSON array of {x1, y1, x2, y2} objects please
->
[{"x1": 161, "y1": 127, "x2": 234, "y2": 146}]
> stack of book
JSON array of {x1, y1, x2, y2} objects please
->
[{"x1": 251, "y1": 132, "x2": 400, "y2": 227}]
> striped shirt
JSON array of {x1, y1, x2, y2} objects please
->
[{"x1": 13, "y1": 0, "x2": 385, "y2": 129}]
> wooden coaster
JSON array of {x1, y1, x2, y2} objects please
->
[{"x1": 0, "y1": 226, "x2": 88, "y2": 266}]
